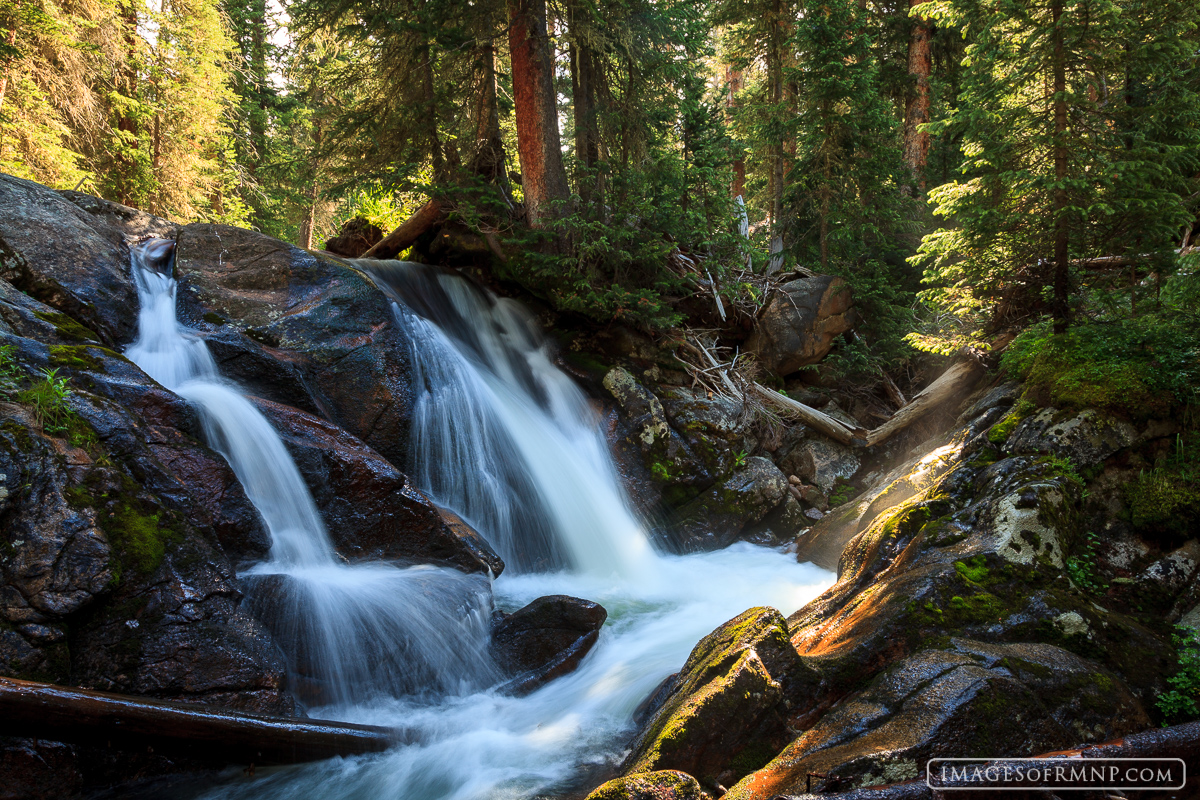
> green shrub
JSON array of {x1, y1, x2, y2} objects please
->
[
  {"x1": 1158, "y1": 627, "x2": 1200, "y2": 725},
  {"x1": 1125, "y1": 435, "x2": 1200, "y2": 538},
  {"x1": 1065, "y1": 531, "x2": 1107, "y2": 594},
  {"x1": 0, "y1": 343, "x2": 20, "y2": 395},
  {"x1": 1001, "y1": 316, "x2": 1200, "y2": 419}
]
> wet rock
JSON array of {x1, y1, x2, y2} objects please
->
[
  {"x1": 742, "y1": 496, "x2": 809, "y2": 547},
  {"x1": 724, "y1": 641, "x2": 1147, "y2": 799},
  {"x1": 603, "y1": 367, "x2": 710, "y2": 502},
  {"x1": 0, "y1": 174, "x2": 137, "y2": 346},
  {"x1": 660, "y1": 387, "x2": 749, "y2": 478},
  {"x1": 254, "y1": 397, "x2": 503, "y2": 575},
  {"x1": 173, "y1": 223, "x2": 418, "y2": 468},
  {"x1": 492, "y1": 595, "x2": 606, "y2": 694},
  {"x1": 323, "y1": 216, "x2": 382, "y2": 258},
  {"x1": 745, "y1": 276, "x2": 854, "y2": 377},
  {"x1": 675, "y1": 457, "x2": 789, "y2": 551},
  {"x1": 624, "y1": 607, "x2": 820, "y2": 790},
  {"x1": 586, "y1": 770, "x2": 710, "y2": 800},
  {"x1": 0, "y1": 286, "x2": 292, "y2": 714},
  {"x1": 0, "y1": 738, "x2": 82, "y2": 800},
  {"x1": 1005, "y1": 407, "x2": 1139, "y2": 468},
  {"x1": 58, "y1": 190, "x2": 179, "y2": 240}
]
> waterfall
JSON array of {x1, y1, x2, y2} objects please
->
[
  {"x1": 173, "y1": 248, "x2": 833, "y2": 800},
  {"x1": 360, "y1": 261, "x2": 653, "y2": 579},
  {"x1": 126, "y1": 240, "x2": 497, "y2": 705}
]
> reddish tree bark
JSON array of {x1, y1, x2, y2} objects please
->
[
  {"x1": 725, "y1": 65, "x2": 746, "y2": 200},
  {"x1": 1051, "y1": 0, "x2": 1070, "y2": 332},
  {"x1": 508, "y1": 0, "x2": 569, "y2": 228},
  {"x1": 902, "y1": 0, "x2": 932, "y2": 187}
]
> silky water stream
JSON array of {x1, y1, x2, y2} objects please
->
[{"x1": 126, "y1": 241, "x2": 833, "y2": 799}]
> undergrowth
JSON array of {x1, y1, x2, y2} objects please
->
[
  {"x1": 1125, "y1": 434, "x2": 1200, "y2": 539},
  {"x1": 1001, "y1": 315, "x2": 1200, "y2": 419},
  {"x1": 1158, "y1": 626, "x2": 1200, "y2": 725}
]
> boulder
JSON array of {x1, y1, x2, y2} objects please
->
[
  {"x1": 586, "y1": 771, "x2": 710, "y2": 800},
  {"x1": 675, "y1": 457, "x2": 789, "y2": 551},
  {"x1": 492, "y1": 595, "x2": 607, "y2": 694},
  {"x1": 0, "y1": 174, "x2": 138, "y2": 347},
  {"x1": 1004, "y1": 407, "x2": 1140, "y2": 468},
  {"x1": 660, "y1": 387, "x2": 749, "y2": 478},
  {"x1": 780, "y1": 437, "x2": 859, "y2": 494},
  {"x1": 725, "y1": 641, "x2": 1147, "y2": 799},
  {"x1": 254, "y1": 397, "x2": 504, "y2": 575},
  {"x1": 745, "y1": 276, "x2": 854, "y2": 377},
  {"x1": 0, "y1": 738, "x2": 81, "y2": 800},
  {"x1": 173, "y1": 223, "x2": 418, "y2": 468},
  {"x1": 603, "y1": 367, "x2": 711, "y2": 503},
  {"x1": 324, "y1": 216, "x2": 383, "y2": 258},
  {"x1": 58, "y1": 190, "x2": 179, "y2": 240},
  {"x1": 623, "y1": 608, "x2": 820, "y2": 791}
]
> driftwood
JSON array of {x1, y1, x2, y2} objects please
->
[
  {"x1": 0, "y1": 676, "x2": 402, "y2": 765},
  {"x1": 864, "y1": 359, "x2": 981, "y2": 447},
  {"x1": 772, "y1": 720, "x2": 1200, "y2": 799},
  {"x1": 361, "y1": 199, "x2": 447, "y2": 260},
  {"x1": 752, "y1": 383, "x2": 858, "y2": 445}
]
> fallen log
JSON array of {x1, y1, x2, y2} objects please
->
[
  {"x1": 752, "y1": 383, "x2": 859, "y2": 446},
  {"x1": 770, "y1": 719, "x2": 1200, "y2": 799},
  {"x1": 0, "y1": 676, "x2": 402, "y2": 765},
  {"x1": 360, "y1": 199, "x2": 447, "y2": 260},
  {"x1": 863, "y1": 359, "x2": 982, "y2": 447}
]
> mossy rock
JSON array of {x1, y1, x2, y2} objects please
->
[
  {"x1": 625, "y1": 608, "x2": 817, "y2": 787},
  {"x1": 34, "y1": 310, "x2": 101, "y2": 343},
  {"x1": 586, "y1": 770, "x2": 709, "y2": 800}
]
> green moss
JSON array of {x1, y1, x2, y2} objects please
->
[
  {"x1": 1126, "y1": 469, "x2": 1200, "y2": 538},
  {"x1": 829, "y1": 481, "x2": 860, "y2": 507},
  {"x1": 726, "y1": 738, "x2": 782, "y2": 782},
  {"x1": 945, "y1": 593, "x2": 1009, "y2": 624},
  {"x1": 987, "y1": 399, "x2": 1035, "y2": 444},
  {"x1": 48, "y1": 344, "x2": 108, "y2": 372},
  {"x1": 954, "y1": 555, "x2": 990, "y2": 584},
  {"x1": 202, "y1": 311, "x2": 226, "y2": 325},
  {"x1": 34, "y1": 310, "x2": 100, "y2": 343}
]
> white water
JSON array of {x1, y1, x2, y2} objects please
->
[
  {"x1": 126, "y1": 241, "x2": 497, "y2": 705},
  {"x1": 128, "y1": 249, "x2": 833, "y2": 799}
]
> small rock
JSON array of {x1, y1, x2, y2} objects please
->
[
  {"x1": 586, "y1": 770, "x2": 709, "y2": 800},
  {"x1": 787, "y1": 474, "x2": 802, "y2": 486},
  {"x1": 804, "y1": 507, "x2": 824, "y2": 521}
]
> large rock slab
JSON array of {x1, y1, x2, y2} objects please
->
[
  {"x1": 0, "y1": 174, "x2": 138, "y2": 347},
  {"x1": 254, "y1": 397, "x2": 503, "y2": 575},
  {"x1": 745, "y1": 276, "x2": 854, "y2": 377},
  {"x1": 173, "y1": 223, "x2": 418, "y2": 468}
]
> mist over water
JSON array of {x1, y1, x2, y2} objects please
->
[{"x1": 128, "y1": 246, "x2": 832, "y2": 799}]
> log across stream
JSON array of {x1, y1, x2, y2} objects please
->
[{"x1": 0, "y1": 676, "x2": 403, "y2": 766}]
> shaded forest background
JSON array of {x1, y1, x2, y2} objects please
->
[{"x1": 3, "y1": 0, "x2": 1200, "y2": 389}]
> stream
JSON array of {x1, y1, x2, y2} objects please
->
[{"x1": 125, "y1": 240, "x2": 833, "y2": 800}]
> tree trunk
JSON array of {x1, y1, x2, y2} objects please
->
[
  {"x1": 902, "y1": 0, "x2": 932, "y2": 187},
  {"x1": 468, "y1": 42, "x2": 506, "y2": 182},
  {"x1": 1051, "y1": 0, "x2": 1070, "y2": 333},
  {"x1": 116, "y1": 0, "x2": 141, "y2": 207},
  {"x1": 0, "y1": 676, "x2": 400, "y2": 766},
  {"x1": 419, "y1": 41, "x2": 447, "y2": 184},
  {"x1": 360, "y1": 199, "x2": 447, "y2": 259},
  {"x1": 725, "y1": 65, "x2": 746, "y2": 199},
  {"x1": 299, "y1": 118, "x2": 322, "y2": 250},
  {"x1": 0, "y1": 27, "x2": 18, "y2": 113},
  {"x1": 248, "y1": 0, "x2": 268, "y2": 175},
  {"x1": 508, "y1": 0, "x2": 569, "y2": 228},
  {"x1": 569, "y1": 18, "x2": 599, "y2": 201}
]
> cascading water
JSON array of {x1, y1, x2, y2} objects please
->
[
  {"x1": 126, "y1": 240, "x2": 497, "y2": 705},
  {"x1": 147, "y1": 251, "x2": 836, "y2": 800},
  {"x1": 363, "y1": 261, "x2": 653, "y2": 578}
]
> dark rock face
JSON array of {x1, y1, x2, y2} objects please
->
[
  {"x1": 253, "y1": 397, "x2": 503, "y2": 575},
  {"x1": 0, "y1": 174, "x2": 138, "y2": 347},
  {"x1": 324, "y1": 216, "x2": 383, "y2": 258},
  {"x1": 0, "y1": 738, "x2": 82, "y2": 800},
  {"x1": 58, "y1": 191, "x2": 179, "y2": 241},
  {"x1": 675, "y1": 457, "x2": 790, "y2": 551},
  {"x1": 0, "y1": 278, "x2": 290, "y2": 714},
  {"x1": 623, "y1": 608, "x2": 820, "y2": 792},
  {"x1": 492, "y1": 595, "x2": 606, "y2": 693},
  {"x1": 726, "y1": 640, "x2": 1147, "y2": 798},
  {"x1": 173, "y1": 223, "x2": 417, "y2": 467},
  {"x1": 744, "y1": 276, "x2": 855, "y2": 377}
]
